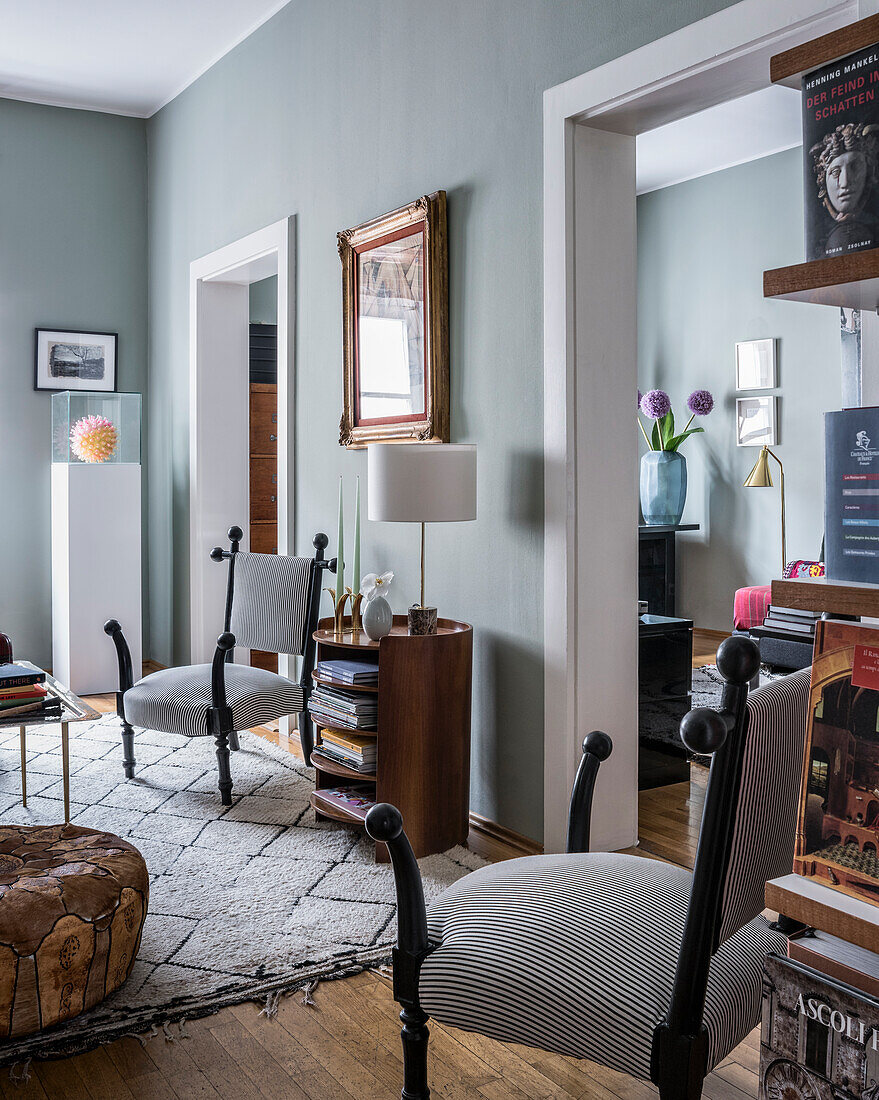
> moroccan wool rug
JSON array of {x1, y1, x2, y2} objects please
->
[{"x1": 0, "y1": 714, "x2": 482, "y2": 1065}]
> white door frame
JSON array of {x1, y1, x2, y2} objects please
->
[
  {"x1": 190, "y1": 217, "x2": 295, "y2": 668},
  {"x1": 542, "y1": 0, "x2": 862, "y2": 853}
]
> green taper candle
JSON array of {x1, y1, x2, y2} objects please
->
[
  {"x1": 336, "y1": 477, "x2": 344, "y2": 600},
  {"x1": 353, "y1": 476, "x2": 361, "y2": 593}
]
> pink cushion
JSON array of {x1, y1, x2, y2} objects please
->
[{"x1": 734, "y1": 585, "x2": 771, "y2": 631}]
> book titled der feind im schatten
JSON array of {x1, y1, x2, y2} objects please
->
[{"x1": 803, "y1": 42, "x2": 879, "y2": 261}]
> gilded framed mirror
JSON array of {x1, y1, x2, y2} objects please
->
[{"x1": 338, "y1": 191, "x2": 449, "y2": 448}]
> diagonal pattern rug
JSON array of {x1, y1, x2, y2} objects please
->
[{"x1": 0, "y1": 714, "x2": 482, "y2": 1065}]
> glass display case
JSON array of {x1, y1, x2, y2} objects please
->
[{"x1": 51, "y1": 391, "x2": 141, "y2": 465}]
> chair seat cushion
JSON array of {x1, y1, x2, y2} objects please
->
[
  {"x1": 419, "y1": 852, "x2": 786, "y2": 1081},
  {"x1": 123, "y1": 664, "x2": 305, "y2": 738},
  {"x1": 733, "y1": 585, "x2": 771, "y2": 631}
]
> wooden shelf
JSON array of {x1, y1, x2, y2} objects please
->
[
  {"x1": 771, "y1": 13, "x2": 879, "y2": 87},
  {"x1": 764, "y1": 250, "x2": 879, "y2": 309},
  {"x1": 767, "y1": 874, "x2": 879, "y2": 954},
  {"x1": 310, "y1": 750, "x2": 376, "y2": 782},
  {"x1": 771, "y1": 576, "x2": 879, "y2": 618},
  {"x1": 311, "y1": 671, "x2": 378, "y2": 694},
  {"x1": 314, "y1": 616, "x2": 470, "y2": 650}
]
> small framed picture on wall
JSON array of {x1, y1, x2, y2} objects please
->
[
  {"x1": 34, "y1": 329, "x2": 118, "y2": 392},
  {"x1": 736, "y1": 395, "x2": 777, "y2": 447},
  {"x1": 735, "y1": 338, "x2": 776, "y2": 390}
]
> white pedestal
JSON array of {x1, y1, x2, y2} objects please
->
[{"x1": 51, "y1": 463, "x2": 142, "y2": 695}]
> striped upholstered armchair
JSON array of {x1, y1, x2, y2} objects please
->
[
  {"x1": 367, "y1": 636, "x2": 811, "y2": 1100},
  {"x1": 104, "y1": 527, "x2": 333, "y2": 805}
]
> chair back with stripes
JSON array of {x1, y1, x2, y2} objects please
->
[
  {"x1": 715, "y1": 669, "x2": 811, "y2": 944},
  {"x1": 229, "y1": 551, "x2": 315, "y2": 656}
]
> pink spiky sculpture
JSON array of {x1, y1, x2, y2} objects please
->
[{"x1": 70, "y1": 414, "x2": 117, "y2": 463}]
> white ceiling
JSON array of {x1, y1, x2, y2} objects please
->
[
  {"x1": 636, "y1": 85, "x2": 802, "y2": 195},
  {"x1": 0, "y1": 0, "x2": 292, "y2": 117}
]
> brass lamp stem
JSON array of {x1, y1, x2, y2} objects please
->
[
  {"x1": 766, "y1": 446, "x2": 786, "y2": 575},
  {"x1": 420, "y1": 521, "x2": 426, "y2": 608}
]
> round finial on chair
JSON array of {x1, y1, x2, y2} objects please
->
[
  {"x1": 582, "y1": 731, "x2": 613, "y2": 761},
  {"x1": 228, "y1": 525, "x2": 243, "y2": 542},
  {"x1": 680, "y1": 707, "x2": 728, "y2": 755},
  {"x1": 313, "y1": 532, "x2": 329, "y2": 551},
  {"x1": 716, "y1": 635, "x2": 760, "y2": 686},
  {"x1": 217, "y1": 631, "x2": 236, "y2": 651},
  {"x1": 209, "y1": 547, "x2": 225, "y2": 562},
  {"x1": 365, "y1": 803, "x2": 403, "y2": 843},
  {"x1": 103, "y1": 619, "x2": 120, "y2": 636}
]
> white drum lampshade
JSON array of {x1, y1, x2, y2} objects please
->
[{"x1": 367, "y1": 443, "x2": 477, "y2": 632}]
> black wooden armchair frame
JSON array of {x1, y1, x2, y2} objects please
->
[
  {"x1": 104, "y1": 527, "x2": 336, "y2": 804},
  {"x1": 365, "y1": 636, "x2": 768, "y2": 1100}
]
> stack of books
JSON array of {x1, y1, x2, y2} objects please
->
[
  {"x1": 0, "y1": 664, "x2": 60, "y2": 720},
  {"x1": 761, "y1": 605, "x2": 822, "y2": 638},
  {"x1": 308, "y1": 685, "x2": 377, "y2": 730},
  {"x1": 314, "y1": 729, "x2": 377, "y2": 773},
  {"x1": 315, "y1": 659, "x2": 379, "y2": 687}
]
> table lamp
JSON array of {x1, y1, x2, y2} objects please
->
[
  {"x1": 367, "y1": 443, "x2": 477, "y2": 634},
  {"x1": 743, "y1": 445, "x2": 786, "y2": 575}
]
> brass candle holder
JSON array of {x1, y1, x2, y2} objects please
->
[
  {"x1": 325, "y1": 588, "x2": 351, "y2": 637},
  {"x1": 349, "y1": 590, "x2": 364, "y2": 635}
]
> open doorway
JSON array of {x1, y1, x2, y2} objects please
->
[
  {"x1": 543, "y1": 0, "x2": 861, "y2": 854},
  {"x1": 189, "y1": 218, "x2": 295, "y2": 682}
]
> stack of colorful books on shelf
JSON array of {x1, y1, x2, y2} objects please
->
[
  {"x1": 313, "y1": 729, "x2": 377, "y2": 773},
  {"x1": 0, "y1": 664, "x2": 60, "y2": 720},
  {"x1": 308, "y1": 684, "x2": 377, "y2": 730},
  {"x1": 315, "y1": 658, "x2": 379, "y2": 687}
]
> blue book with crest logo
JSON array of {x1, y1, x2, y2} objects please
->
[{"x1": 825, "y1": 407, "x2": 879, "y2": 582}]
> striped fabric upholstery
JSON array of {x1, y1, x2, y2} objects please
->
[
  {"x1": 229, "y1": 552, "x2": 313, "y2": 656},
  {"x1": 419, "y1": 852, "x2": 786, "y2": 1080},
  {"x1": 123, "y1": 664, "x2": 304, "y2": 738},
  {"x1": 716, "y1": 669, "x2": 811, "y2": 945}
]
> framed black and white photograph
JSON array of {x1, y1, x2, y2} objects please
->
[
  {"x1": 735, "y1": 338, "x2": 775, "y2": 390},
  {"x1": 34, "y1": 329, "x2": 117, "y2": 392},
  {"x1": 736, "y1": 395, "x2": 777, "y2": 447}
]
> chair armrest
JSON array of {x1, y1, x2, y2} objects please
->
[
  {"x1": 366, "y1": 804, "x2": 430, "y2": 1007},
  {"x1": 103, "y1": 619, "x2": 134, "y2": 694},
  {"x1": 566, "y1": 730, "x2": 613, "y2": 854},
  {"x1": 210, "y1": 632, "x2": 236, "y2": 711}
]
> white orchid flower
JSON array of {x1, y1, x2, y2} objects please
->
[{"x1": 361, "y1": 571, "x2": 394, "y2": 601}]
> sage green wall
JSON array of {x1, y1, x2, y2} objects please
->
[
  {"x1": 637, "y1": 148, "x2": 840, "y2": 630},
  {"x1": 249, "y1": 277, "x2": 278, "y2": 325},
  {"x1": 147, "y1": 0, "x2": 741, "y2": 841},
  {"x1": 0, "y1": 99, "x2": 147, "y2": 667}
]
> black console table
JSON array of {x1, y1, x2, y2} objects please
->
[
  {"x1": 639, "y1": 613, "x2": 693, "y2": 790},
  {"x1": 638, "y1": 524, "x2": 700, "y2": 617}
]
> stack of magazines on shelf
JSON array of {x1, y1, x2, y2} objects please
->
[
  {"x1": 308, "y1": 684, "x2": 377, "y2": 730},
  {"x1": 315, "y1": 658, "x2": 379, "y2": 687},
  {"x1": 761, "y1": 605, "x2": 821, "y2": 639},
  {"x1": 313, "y1": 729, "x2": 377, "y2": 773},
  {"x1": 312, "y1": 784, "x2": 375, "y2": 821},
  {"x1": 0, "y1": 664, "x2": 61, "y2": 720}
]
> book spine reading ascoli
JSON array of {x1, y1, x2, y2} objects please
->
[{"x1": 802, "y1": 42, "x2": 879, "y2": 261}]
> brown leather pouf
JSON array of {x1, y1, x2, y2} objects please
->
[{"x1": 0, "y1": 823, "x2": 148, "y2": 1037}]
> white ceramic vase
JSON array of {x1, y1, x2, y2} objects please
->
[{"x1": 362, "y1": 594, "x2": 393, "y2": 641}]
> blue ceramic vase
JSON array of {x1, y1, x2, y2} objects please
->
[{"x1": 640, "y1": 450, "x2": 687, "y2": 526}]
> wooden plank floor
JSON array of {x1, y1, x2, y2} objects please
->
[{"x1": 20, "y1": 645, "x2": 761, "y2": 1100}]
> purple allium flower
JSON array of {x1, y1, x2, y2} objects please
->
[
  {"x1": 638, "y1": 389, "x2": 643, "y2": 409},
  {"x1": 640, "y1": 389, "x2": 671, "y2": 420},
  {"x1": 686, "y1": 389, "x2": 714, "y2": 416}
]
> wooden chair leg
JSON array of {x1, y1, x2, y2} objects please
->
[
  {"x1": 121, "y1": 720, "x2": 137, "y2": 779},
  {"x1": 229, "y1": 729, "x2": 240, "y2": 751},
  {"x1": 214, "y1": 729, "x2": 233, "y2": 805},
  {"x1": 400, "y1": 1005, "x2": 430, "y2": 1100},
  {"x1": 298, "y1": 713, "x2": 314, "y2": 765}
]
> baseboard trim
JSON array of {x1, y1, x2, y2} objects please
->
[{"x1": 467, "y1": 812, "x2": 542, "y2": 862}]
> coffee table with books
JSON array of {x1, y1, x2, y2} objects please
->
[{"x1": 0, "y1": 661, "x2": 100, "y2": 823}]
